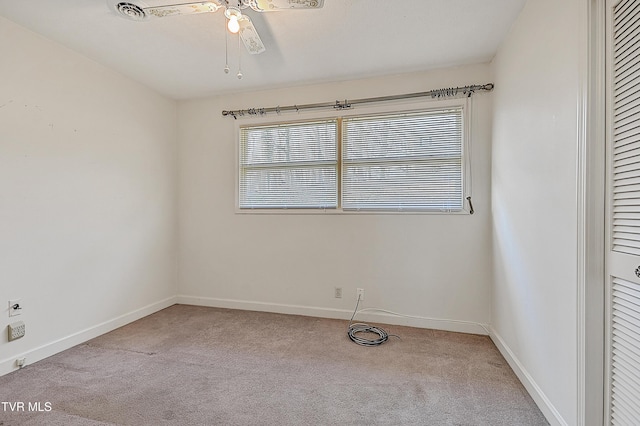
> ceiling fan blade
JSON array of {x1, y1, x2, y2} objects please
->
[
  {"x1": 248, "y1": 0, "x2": 324, "y2": 12},
  {"x1": 110, "y1": 1, "x2": 222, "y2": 20},
  {"x1": 238, "y1": 16, "x2": 266, "y2": 54},
  {"x1": 143, "y1": 1, "x2": 222, "y2": 19}
]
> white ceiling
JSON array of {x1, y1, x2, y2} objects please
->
[{"x1": 0, "y1": 0, "x2": 526, "y2": 100}]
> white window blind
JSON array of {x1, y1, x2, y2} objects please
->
[
  {"x1": 341, "y1": 108, "x2": 464, "y2": 211},
  {"x1": 239, "y1": 120, "x2": 337, "y2": 209}
]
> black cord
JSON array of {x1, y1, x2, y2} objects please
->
[{"x1": 347, "y1": 295, "x2": 395, "y2": 346}]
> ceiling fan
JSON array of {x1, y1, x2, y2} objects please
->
[{"x1": 110, "y1": 0, "x2": 324, "y2": 57}]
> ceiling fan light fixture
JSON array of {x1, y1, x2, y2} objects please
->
[
  {"x1": 225, "y1": 7, "x2": 242, "y2": 34},
  {"x1": 227, "y1": 15, "x2": 240, "y2": 33}
]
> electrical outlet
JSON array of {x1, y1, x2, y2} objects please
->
[
  {"x1": 9, "y1": 299, "x2": 22, "y2": 317},
  {"x1": 357, "y1": 288, "x2": 365, "y2": 301},
  {"x1": 8, "y1": 321, "x2": 25, "y2": 341},
  {"x1": 334, "y1": 287, "x2": 342, "y2": 298}
]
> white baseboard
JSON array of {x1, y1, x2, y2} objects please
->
[
  {"x1": 177, "y1": 295, "x2": 489, "y2": 335},
  {"x1": 489, "y1": 327, "x2": 568, "y2": 426},
  {"x1": 0, "y1": 296, "x2": 178, "y2": 377}
]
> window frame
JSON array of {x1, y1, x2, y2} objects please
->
[{"x1": 235, "y1": 97, "x2": 472, "y2": 215}]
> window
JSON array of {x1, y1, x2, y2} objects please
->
[
  {"x1": 342, "y1": 109, "x2": 463, "y2": 211},
  {"x1": 238, "y1": 100, "x2": 468, "y2": 213},
  {"x1": 239, "y1": 120, "x2": 337, "y2": 209}
]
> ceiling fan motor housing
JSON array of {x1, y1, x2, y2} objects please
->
[{"x1": 115, "y1": 2, "x2": 148, "y2": 20}]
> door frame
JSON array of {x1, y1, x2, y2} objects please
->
[{"x1": 578, "y1": 0, "x2": 606, "y2": 425}]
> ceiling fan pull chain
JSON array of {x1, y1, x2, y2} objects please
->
[
  {"x1": 237, "y1": 33, "x2": 243, "y2": 79},
  {"x1": 224, "y1": 20, "x2": 230, "y2": 74}
]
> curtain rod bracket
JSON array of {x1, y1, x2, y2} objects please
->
[{"x1": 334, "y1": 100, "x2": 352, "y2": 110}]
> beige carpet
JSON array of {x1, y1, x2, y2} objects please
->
[{"x1": 0, "y1": 305, "x2": 548, "y2": 425}]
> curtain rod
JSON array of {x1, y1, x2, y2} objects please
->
[{"x1": 221, "y1": 83, "x2": 494, "y2": 119}]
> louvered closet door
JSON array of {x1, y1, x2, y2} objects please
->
[{"x1": 607, "y1": 0, "x2": 640, "y2": 424}]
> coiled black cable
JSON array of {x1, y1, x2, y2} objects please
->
[
  {"x1": 347, "y1": 323, "x2": 389, "y2": 346},
  {"x1": 347, "y1": 295, "x2": 393, "y2": 346}
]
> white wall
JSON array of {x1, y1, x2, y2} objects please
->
[
  {"x1": 178, "y1": 64, "x2": 494, "y2": 333},
  {"x1": 491, "y1": 0, "x2": 581, "y2": 424},
  {"x1": 0, "y1": 17, "x2": 178, "y2": 375}
]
